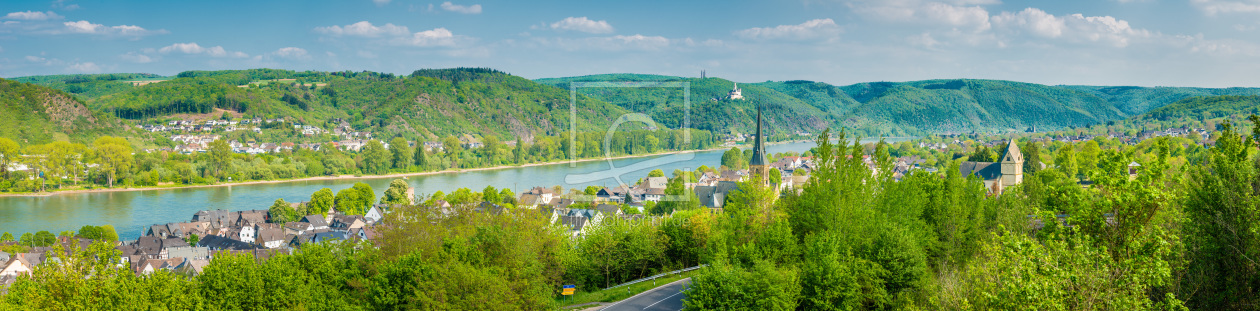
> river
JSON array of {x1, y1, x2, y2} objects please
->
[{"x1": 0, "y1": 138, "x2": 908, "y2": 239}]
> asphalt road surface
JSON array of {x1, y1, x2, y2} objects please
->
[{"x1": 600, "y1": 278, "x2": 692, "y2": 311}]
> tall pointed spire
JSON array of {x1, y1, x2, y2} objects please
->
[{"x1": 749, "y1": 105, "x2": 767, "y2": 167}]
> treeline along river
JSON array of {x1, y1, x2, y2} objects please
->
[{"x1": 0, "y1": 139, "x2": 907, "y2": 239}]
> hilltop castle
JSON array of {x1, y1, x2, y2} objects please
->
[
  {"x1": 959, "y1": 140, "x2": 1024, "y2": 192},
  {"x1": 728, "y1": 83, "x2": 744, "y2": 100}
]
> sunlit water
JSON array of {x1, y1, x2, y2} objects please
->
[{"x1": 0, "y1": 139, "x2": 907, "y2": 239}]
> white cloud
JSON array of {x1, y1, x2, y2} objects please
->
[
  {"x1": 315, "y1": 21, "x2": 410, "y2": 37},
  {"x1": 440, "y1": 2, "x2": 482, "y2": 14},
  {"x1": 315, "y1": 21, "x2": 468, "y2": 47},
  {"x1": 991, "y1": 8, "x2": 1062, "y2": 37},
  {"x1": 550, "y1": 17, "x2": 614, "y2": 34},
  {"x1": 52, "y1": 0, "x2": 80, "y2": 10},
  {"x1": 1191, "y1": 0, "x2": 1260, "y2": 15},
  {"x1": 372, "y1": 0, "x2": 390, "y2": 6},
  {"x1": 992, "y1": 8, "x2": 1150, "y2": 47},
  {"x1": 736, "y1": 19, "x2": 841, "y2": 40},
  {"x1": 405, "y1": 28, "x2": 458, "y2": 46},
  {"x1": 66, "y1": 62, "x2": 99, "y2": 73},
  {"x1": 62, "y1": 20, "x2": 165, "y2": 37},
  {"x1": 119, "y1": 52, "x2": 154, "y2": 63},
  {"x1": 273, "y1": 47, "x2": 309, "y2": 59},
  {"x1": 158, "y1": 42, "x2": 248, "y2": 58},
  {"x1": 848, "y1": 0, "x2": 992, "y2": 31},
  {"x1": 541, "y1": 34, "x2": 671, "y2": 51},
  {"x1": 4, "y1": 11, "x2": 62, "y2": 20},
  {"x1": 25, "y1": 55, "x2": 46, "y2": 62}
]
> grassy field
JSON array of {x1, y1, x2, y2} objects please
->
[{"x1": 556, "y1": 268, "x2": 703, "y2": 310}]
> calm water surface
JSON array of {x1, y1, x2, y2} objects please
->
[{"x1": 0, "y1": 139, "x2": 906, "y2": 239}]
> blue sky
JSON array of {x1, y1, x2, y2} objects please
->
[{"x1": 2, "y1": 0, "x2": 1260, "y2": 87}]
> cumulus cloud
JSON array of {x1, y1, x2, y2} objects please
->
[
  {"x1": 4, "y1": 11, "x2": 62, "y2": 20},
  {"x1": 66, "y1": 62, "x2": 100, "y2": 73},
  {"x1": 406, "y1": 28, "x2": 458, "y2": 46},
  {"x1": 736, "y1": 19, "x2": 841, "y2": 40},
  {"x1": 541, "y1": 34, "x2": 671, "y2": 51},
  {"x1": 273, "y1": 47, "x2": 309, "y2": 59},
  {"x1": 62, "y1": 20, "x2": 165, "y2": 37},
  {"x1": 848, "y1": 0, "x2": 991, "y2": 31},
  {"x1": 440, "y1": 2, "x2": 482, "y2": 14},
  {"x1": 550, "y1": 17, "x2": 614, "y2": 34},
  {"x1": 119, "y1": 52, "x2": 154, "y2": 63},
  {"x1": 159, "y1": 42, "x2": 248, "y2": 58},
  {"x1": 992, "y1": 8, "x2": 1151, "y2": 47},
  {"x1": 315, "y1": 21, "x2": 468, "y2": 47},
  {"x1": 315, "y1": 21, "x2": 411, "y2": 37},
  {"x1": 1190, "y1": 0, "x2": 1260, "y2": 15}
]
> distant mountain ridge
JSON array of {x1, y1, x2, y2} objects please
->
[{"x1": 10, "y1": 69, "x2": 1260, "y2": 145}]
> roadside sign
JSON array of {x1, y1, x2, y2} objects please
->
[
  {"x1": 562, "y1": 285, "x2": 576, "y2": 296},
  {"x1": 563, "y1": 285, "x2": 576, "y2": 289}
]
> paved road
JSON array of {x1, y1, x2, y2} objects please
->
[{"x1": 601, "y1": 278, "x2": 692, "y2": 311}]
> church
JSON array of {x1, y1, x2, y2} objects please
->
[{"x1": 959, "y1": 140, "x2": 1024, "y2": 193}]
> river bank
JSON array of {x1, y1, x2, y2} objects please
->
[{"x1": 0, "y1": 144, "x2": 749, "y2": 198}]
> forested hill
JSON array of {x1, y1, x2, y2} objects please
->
[
  {"x1": 17, "y1": 68, "x2": 633, "y2": 142},
  {"x1": 1134, "y1": 95, "x2": 1260, "y2": 122},
  {"x1": 15, "y1": 69, "x2": 1260, "y2": 143},
  {"x1": 0, "y1": 78, "x2": 122, "y2": 144},
  {"x1": 535, "y1": 74, "x2": 837, "y2": 137},
  {"x1": 540, "y1": 75, "x2": 1260, "y2": 135}
]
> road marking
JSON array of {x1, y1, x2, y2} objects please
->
[
  {"x1": 600, "y1": 278, "x2": 691, "y2": 311},
  {"x1": 642, "y1": 290, "x2": 684, "y2": 310}
]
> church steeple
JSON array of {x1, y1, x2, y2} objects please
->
[
  {"x1": 750, "y1": 106, "x2": 767, "y2": 167},
  {"x1": 749, "y1": 105, "x2": 769, "y2": 184}
]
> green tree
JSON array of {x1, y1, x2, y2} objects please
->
[
  {"x1": 721, "y1": 147, "x2": 745, "y2": 170},
  {"x1": 1022, "y1": 140, "x2": 1042, "y2": 175},
  {"x1": 1054, "y1": 144, "x2": 1078, "y2": 179},
  {"x1": 482, "y1": 185, "x2": 499, "y2": 204},
  {"x1": 91, "y1": 136, "x2": 133, "y2": 188},
  {"x1": 33, "y1": 231, "x2": 55, "y2": 247},
  {"x1": 335, "y1": 188, "x2": 361, "y2": 215},
  {"x1": 361, "y1": 139, "x2": 390, "y2": 174},
  {"x1": 1183, "y1": 119, "x2": 1260, "y2": 309},
  {"x1": 414, "y1": 143, "x2": 428, "y2": 170},
  {"x1": 268, "y1": 198, "x2": 296, "y2": 223},
  {"x1": 648, "y1": 169, "x2": 665, "y2": 177},
  {"x1": 390, "y1": 137, "x2": 412, "y2": 170},
  {"x1": 0, "y1": 232, "x2": 12, "y2": 242},
  {"x1": 380, "y1": 179, "x2": 411, "y2": 205},
  {"x1": 443, "y1": 136, "x2": 463, "y2": 167},
  {"x1": 0, "y1": 137, "x2": 19, "y2": 179},
  {"x1": 99, "y1": 224, "x2": 118, "y2": 242},
  {"x1": 968, "y1": 145, "x2": 995, "y2": 162},
  {"x1": 1077, "y1": 140, "x2": 1101, "y2": 178},
  {"x1": 186, "y1": 233, "x2": 199, "y2": 246},
  {"x1": 309, "y1": 188, "x2": 334, "y2": 215},
  {"x1": 353, "y1": 182, "x2": 375, "y2": 213},
  {"x1": 208, "y1": 138, "x2": 232, "y2": 179},
  {"x1": 18, "y1": 232, "x2": 33, "y2": 246},
  {"x1": 499, "y1": 188, "x2": 516, "y2": 204},
  {"x1": 769, "y1": 167, "x2": 782, "y2": 185},
  {"x1": 514, "y1": 137, "x2": 524, "y2": 164}
]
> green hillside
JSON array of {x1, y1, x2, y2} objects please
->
[
  {"x1": 1135, "y1": 95, "x2": 1260, "y2": 121},
  {"x1": 11, "y1": 73, "x2": 166, "y2": 100},
  {"x1": 79, "y1": 68, "x2": 633, "y2": 141},
  {"x1": 837, "y1": 79, "x2": 1124, "y2": 133},
  {"x1": 536, "y1": 75, "x2": 837, "y2": 137},
  {"x1": 0, "y1": 78, "x2": 122, "y2": 144},
  {"x1": 1062, "y1": 85, "x2": 1260, "y2": 115}
]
